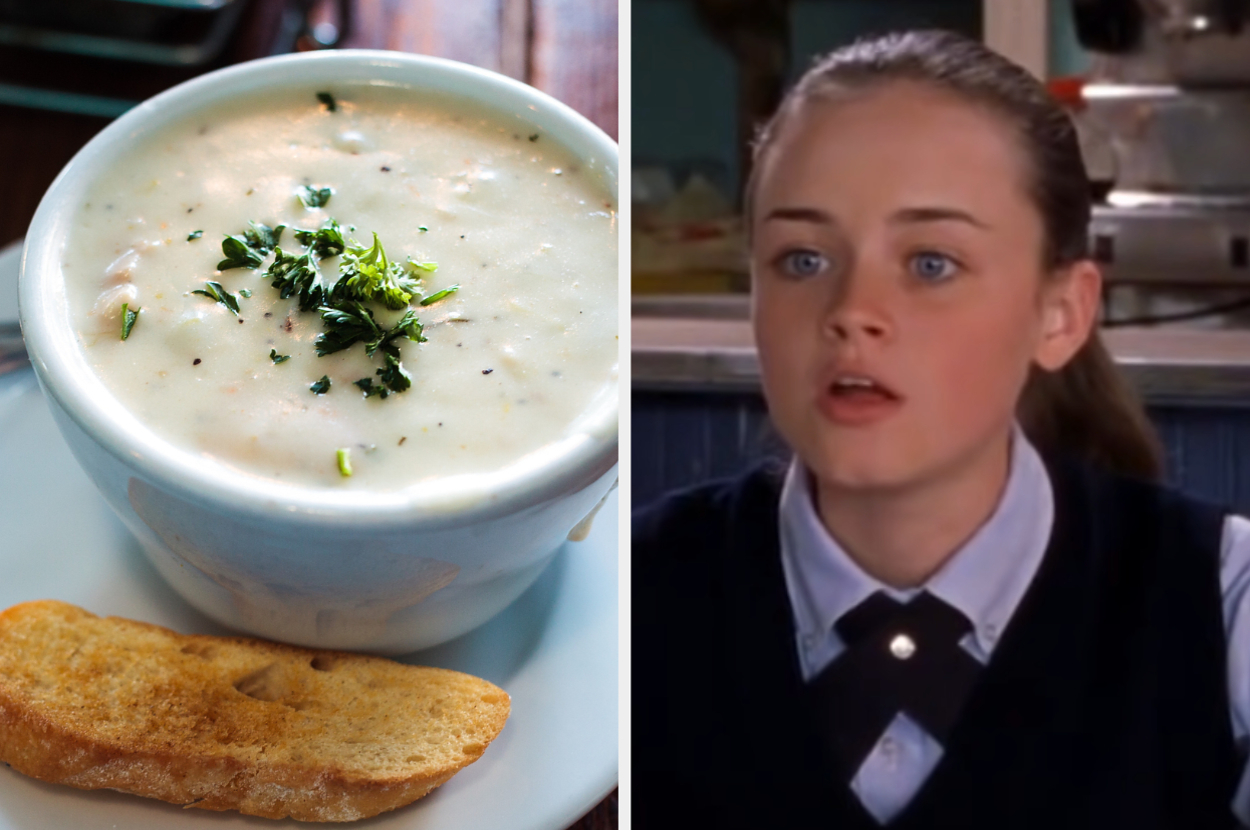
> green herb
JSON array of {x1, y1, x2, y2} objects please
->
[
  {"x1": 314, "y1": 301, "x2": 383, "y2": 356},
  {"x1": 292, "y1": 218, "x2": 346, "y2": 259},
  {"x1": 218, "y1": 235, "x2": 264, "y2": 271},
  {"x1": 353, "y1": 377, "x2": 389, "y2": 399},
  {"x1": 407, "y1": 258, "x2": 438, "y2": 272},
  {"x1": 317, "y1": 91, "x2": 337, "y2": 112},
  {"x1": 336, "y1": 447, "x2": 352, "y2": 476},
  {"x1": 310, "y1": 375, "x2": 331, "y2": 394},
  {"x1": 270, "y1": 349, "x2": 290, "y2": 364},
  {"x1": 299, "y1": 185, "x2": 334, "y2": 209},
  {"x1": 373, "y1": 309, "x2": 428, "y2": 355},
  {"x1": 120, "y1": 303, "x2": 139, "y2": 340},
  {"x1": 217, "y1": 221, "x2": 285, "y2": 270},
  {"x1": 244, "y1": 221, "x2": 285, "y2": 254},
  {"x1": 332, "y1": 233, "x2": 420, "y2": 310},
  {"x1": 239, "y1": 288, "x2": 252, "y2": 298},
  {"x1": 266, "y1": 247, "x2": 324, "y2": 312},
  {"x1": 419, "y1": 285, "x2": 459, "y2": 306},
  {"x1": 187, "y1": 230, "x2": 203, "y2": 241},
  {"x1": 191, "y1": 280, "x2": 241, "y2": 316},
  {"x1": 375, "y1": 351, "x2": 412, "y2": 394},
  {"x1": 418, "y1": 225, "x2": 428, "y2": 232}
]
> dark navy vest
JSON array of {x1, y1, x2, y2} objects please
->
[{"x1": 632, "y1": 456, "x2": 1240, "y2": 829}]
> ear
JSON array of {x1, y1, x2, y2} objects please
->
[{"x1": 1033, "y1": 259, "x2": 1101, "y2": 372}]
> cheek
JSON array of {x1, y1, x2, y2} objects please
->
[
  {"x1": 752, "y1": 285, "x2": 818, "y2": 395},
  {"x1": 910, "y1": 296, "x2": 1040, "y2": 414}
]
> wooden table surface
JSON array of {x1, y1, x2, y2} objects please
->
[{"x1": 0, "y1": 1, "x2": 618, "y2": 826}]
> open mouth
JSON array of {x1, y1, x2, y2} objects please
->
[
  {"x1": 827, "y1": 374, "x2": 900, "y2": 402},
  {"x1": 818, "y1": 372, "x2": 903, "y2": 425}
]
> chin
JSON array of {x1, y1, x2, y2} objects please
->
[{"x1": 800, "y1": 437, "x2": 920, "y2": 493}]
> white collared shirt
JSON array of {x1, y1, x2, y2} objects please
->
[{"x1": 778, "y1": 428, "x2": 1250, "y2": 825}]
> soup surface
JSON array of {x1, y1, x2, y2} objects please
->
[{"x1": 62, "y1": 85, "x2": 618, "y2": 490}]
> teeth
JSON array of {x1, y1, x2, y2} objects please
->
[{"x1": 834, "y1": 376, "x2": 876, "y2": 388}]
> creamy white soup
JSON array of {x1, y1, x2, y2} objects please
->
[{"x1": 61, "y1": 85, "x2": 618, "y2": 490}]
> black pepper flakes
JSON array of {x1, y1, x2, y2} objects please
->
[
  {"x1": 193, "y1": 358, "x2": 202, "y2": 365},
  {"x1": 264, "y1": 312, "x2": 273, "y2": 318},
  {"x1": 399, "y1": 436, "x2": 407, "y2": 446},
  {"x1": 381, "y1": 166, "x2": 391, "y2": 172},
  {"x1": 482, "y1": 368, "x2": 493, "y2": 375}
]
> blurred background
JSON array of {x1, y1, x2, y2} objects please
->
[
  {"x1": 0, "y1": 1, "x2": 616, "y2": 827},
  {"x1": 633, "y1": 0, "x2": 1250, "y2": 514},
  {"x1": 0, "y1": 0, "x2": 617, "y2": 248}
]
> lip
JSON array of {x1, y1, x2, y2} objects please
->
[{"x1": 815, "y1": 366, "x2": 904, "y2": 427}]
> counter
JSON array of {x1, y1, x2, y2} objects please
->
[{"x1": 632, "y1": 296, "x2": 1250, "y2": 405}]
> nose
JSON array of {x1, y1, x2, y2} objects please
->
[{"x1": 822, "y1": 271, "x2": 892, "y2": 343}]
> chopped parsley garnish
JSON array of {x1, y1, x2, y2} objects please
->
[
  {"x1": 418, "y1": 225, "x2": 428, "y2": 232},
  {"x1": 218, "y1": 221, "x2": 285, "y2": 270},
  {"x1": 376, "y1": 350, "x2": 413, "y2": 394},
  {"x1": 191, "y1": 280, "x2": 241, "y2": 316},
  {"x1": 314, "y1": 301, "x2": 382, "y2": 356},
  {"x1": 218, "y1": 236, "x2": 263, "y2": 271},
  {"x1": 317, "y1": 91, "x2": 337, "y2": 112},
  {"x1": 336, "y1": 447, "x2": 352, "y2": 476},
  {"x1": 298, "y1": 185, "x2": 334, "y2": 209},
  {"x1": 353, "y1": 377, "x2": 389, "y2": 398},
  {"x1": 419, "y1": 285, "x2": 459, "y2": 306},
  {"x1": 293, "y1": 218, "x2": 346, "y2": 258},
  {"x1": 266, "y1": 247, "x2": 324, "y2": 312},
  {"x1": 187, "y1": 230, "x2": 203, "y2": 240},
  {"x1": 332, "y1": 233, "x2": 421, "y2": 310},
  {"x1": 194, "y1": 196, "x2": 454, "y2": 404},
  {"x1": 316, "y1": 305, "x2": 425, "y2": 396},
  {"x1": 120, "y1": 303, "x2": 139, "y2": 340},
  {"x1": 239, "y1": 288, "x2": 252, "y2": 298},
  {"x1": 244, "y1": 221, "x2": 285, "y2": 254}
]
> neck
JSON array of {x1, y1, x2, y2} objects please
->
[{"x1": 814, "y1": 428, "x2": 1014, "y2": 589}]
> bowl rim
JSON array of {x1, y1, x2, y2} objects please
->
[{"x1": 19, "y1": 48, "x2": 619, "y2": 529}]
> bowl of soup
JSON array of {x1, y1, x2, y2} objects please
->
[{"x1": 18, "y1": 50, "x2": 618, "y2": 653}]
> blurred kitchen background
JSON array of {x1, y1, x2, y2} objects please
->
[{"x1": 633, "y1": 0, "x2": 1250, "y2": 511}]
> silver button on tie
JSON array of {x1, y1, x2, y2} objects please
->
[{"x1": 889, "y1": 633, "x2": 916, "y2": 660}]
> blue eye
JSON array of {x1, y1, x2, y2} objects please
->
[
  {"x1": 779, "y1": 250, "x2": 827, "y2": 278},
  {"x1": 909, "y1": 251, "x2": 958, "y2": 282}
]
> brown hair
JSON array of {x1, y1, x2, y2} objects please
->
[{"x1": 747, "y1": 29, "x2": 1163, "y2": 480}]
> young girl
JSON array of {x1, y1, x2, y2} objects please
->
[{"x1": 633, "y1": 30, "x2": 1250, "y2": 830}]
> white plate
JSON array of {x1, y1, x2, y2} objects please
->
[{"x1": 0, "y1": 241, "x2": 618, "y2": 830}]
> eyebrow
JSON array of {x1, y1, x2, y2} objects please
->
[
  {"x1": 761, "y1": 205, "x2": 991, "y2": 230},
  {"x1": 891, "y1": 206, "x2": 991, "y2": 230}
]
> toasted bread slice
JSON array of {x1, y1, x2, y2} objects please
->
[{"x1": 0, "y1": 600, "x2": 510, "y2": 822}]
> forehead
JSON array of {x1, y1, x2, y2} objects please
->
[{"x1": 754, "y1": 81, "x2": 1034, "y2": 225}]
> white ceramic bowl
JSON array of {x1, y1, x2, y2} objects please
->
[{"x1": 18, "y1": 50, "x2": 618, "y2": 654}]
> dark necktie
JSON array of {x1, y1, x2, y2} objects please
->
[{"x1": 806, "y1": 591, "x2": 984, "y2": 784}]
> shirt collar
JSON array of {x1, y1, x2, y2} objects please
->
[{"x1": 778, "y1": 425, "x2": 1054, "y2": 659}]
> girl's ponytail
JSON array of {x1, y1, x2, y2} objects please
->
[{"x1": 1018, "y1": 332, "x2": 1163, "y2": 481}]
